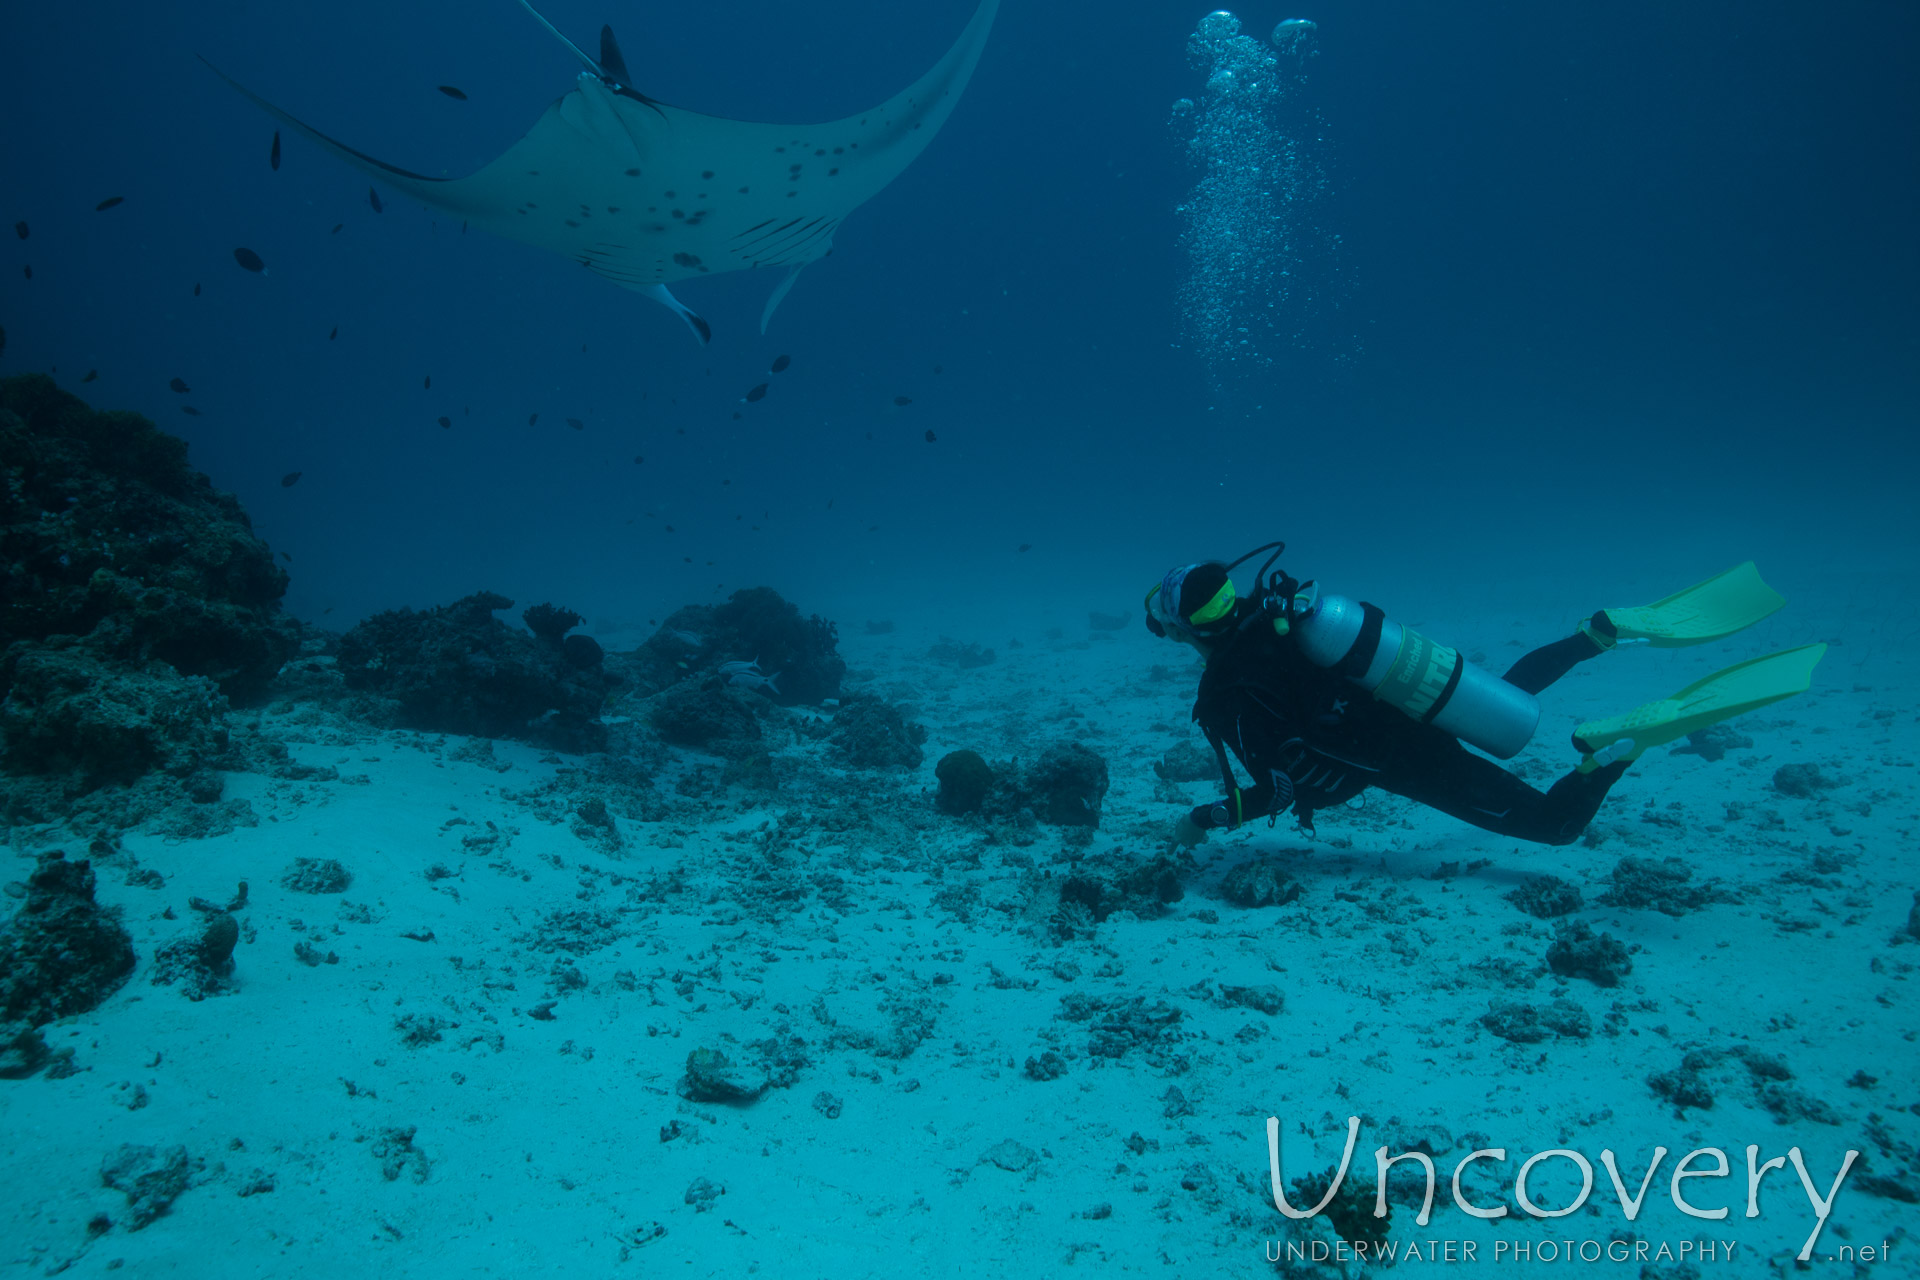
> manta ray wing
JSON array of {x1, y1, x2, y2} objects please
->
[{"x1": 203, "y1": 0, "x2": 998, "y2": 341}]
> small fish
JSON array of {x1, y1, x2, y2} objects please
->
[
  {"x1": 769, "y1": 354, "x2": 791, "y2": 374},
  {"x1": 894, "y1": 395, "x2": 913, "y2": 407},
  {"x1": 21, "y1": 265, "x2": 29, "y2": 280},
  {"x1": 424, "y1": 374, "x2": 431, "y2": 389},
  {"x1": 233, "y1": 247, "x2": 265, "y2": 272},
  {"x1": 281, "y1": 471, "x2": 302, "y2": 487},
  {"x1": 527, "y1": 412, "x2": 539, "y2": 425},
  {"x1": 329, "y1": 326, "x2": 338, "y2": 340},
  {"x1": 633, "y1": 454, "x2": 643, "y2": 464},
  {"x1": 437, "y1": 415, "x2": 451, "y2": 429},
  {"x1": 169, "y1": 377, "x2": 190, "y2": 394},
  {"x1": 331, "y1": 223, "x2": 343, "y2": 234},
  {"x1": 280, "y1": 551, "x2": 292, "y2": 562},
  {"x1": 924, "y1": 429, "x2": 937, "y2": 443},
  {"x1": 438, "y1": 85, "x2": 468, "y2": 100},
  {"x1": 1017, "y1": 543, "x2": 1032, "y2": 552},
  {"x1": 95, "y1": 196, "x2": 124, "y2": 211},
  {"x1": 12, "y1": 222, "x2": 25, "y2": 240},
  {"x1": 567, "y1": 417, "x2": 584, "y2": 430},
  {"x1": 665, "y1": 628, "x2": 704, "y2": 646},
  {"x1": 664, "y1": 524, "x2": 675, "y2": 533},
  {"x1": 193, "y1": 283, "x2": 201, "y2": 296},
  {"x1": 82, "y1": 369, "x2": 98, "y2": 383},
  {"x1": 744, "y1": 383, "x2": 768, "y2": 403},
  {"x1": 368, "y1": 186, "x2": 383, "y2": 213},
  {"x1": 270, "y1": 130, "x2": 281, "y2": 170},
  {"x1": 933, "y1": 364, "x2": 944, "y2": 374},
  {"x1": 181, "y1": 406, "x2": 201, "y2": 416}
]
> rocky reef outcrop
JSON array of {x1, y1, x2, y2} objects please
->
[
  {"x1": 0, "y1": 377, "x2": 297, "y2": 822},
  {"x1": 337, "y1": 593, "x2": 610, "y2": 753}
]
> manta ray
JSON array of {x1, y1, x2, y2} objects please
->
[{"x1": 203, "y1": 0, "x2": 999, "y2": 343}]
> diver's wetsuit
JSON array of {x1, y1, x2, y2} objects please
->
[{"x1": 1187, "y1": 610, "x2": 1628, "y2": 847}]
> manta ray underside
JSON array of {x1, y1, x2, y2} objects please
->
[{"x1": 203, "y1": 0, "x2": 999, "y2": 343}]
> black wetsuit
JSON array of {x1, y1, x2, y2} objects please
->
[{"x1": 1187, "y1": 606, "x2": 1629, "y2": 847}]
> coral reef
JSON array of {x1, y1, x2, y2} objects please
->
[
  {"x1": 0, "y1": 377, "x2": 301, "y2": 817},
  {"x1": 1505, "y1": 874, "x2": 1583, "y2": 919},
  {"x1": 1773, "y1": 762, "x2": 1838, "y2": 798},
  {"x1": 149, "y1": 909, "x2": 239, "y2": 1001},
  {"x1": 337, "y1": 592, "x2": 609, "y2": 752},
  {"x1": 629, "y1": 587, "x2": 845, "y2": 707},
  {"x1": 1153, "y1": 742, "x2": 1218, "y2": 783},
  {"x1": 986, "y1": 742, "x2": 1110, "y2": 828},
  {"x1": 0, "y1": 375, "x2": 297, "y2": 700},
  {"x1": 1218, "y1": 858, "x2": 1303, "y2": 908},
  {"x1": 1290, "y1": 1165, "x2": 1390, "y2": 1249},
  {"x1": 829, "y1": 696, "x2": 926, "y2": 769},
  {"x1": 934, "y1": 750, "x2": 992, "y2": 814},
  {"x1": 0, "y1": 851, "x2": 135, "y2": 1028},
  {"x1": 281, "y1": 858, "x2": 352, "y2": 894},
  {"x1": 1057, "y1": 847, "x2": 1189, "y2": 927},
  {"x1": 100, "y1": 1143, "x2": 200, "y2": 1229},
  {"x1": 1545, "y1": 921, "x2": 1633, "y2": 987},
  {"x1": 1597, "y1": 856, "x2": 1729, "y2": 916},
  {"x1": 646, "y1": 682, "x2": 762, "y2": 755},
  {"x1": 927, "y1": 638, "x2": 995, "y2": 669},
  {"x1": 1, "y1": 641, "x2": 229, "y2": 783},
  {"x1": 1672, "y1": 724, "x2": 1752, "y2": 762}
]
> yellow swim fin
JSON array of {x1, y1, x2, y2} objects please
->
[
  {"x1": 1598, "y1": 561, "x2": 1785, "y2": 648},
  {"x1": 1573, "y1": 643, "x2": 1826, "y2": 771}
]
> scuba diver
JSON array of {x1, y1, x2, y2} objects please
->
[{"x1": 1144, "y1": 543, "x2": 1825, "y2": 848}]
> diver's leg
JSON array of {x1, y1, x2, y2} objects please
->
[
  {"x1": 1379, "y1": 732, "x2": 1629, "y2": 846},
  {"x1": 1501, "y1": 612, "x2": 1615, "y2": 695}
]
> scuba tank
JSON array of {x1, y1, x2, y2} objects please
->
[
  {"x1": 1230, "y1": 541, "x2": 1542, "y2": 760},
  {"x1": 1284, "y1": 584, "x2": 1541, "y2": 759}
]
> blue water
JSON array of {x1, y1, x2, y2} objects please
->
[
  {"x1": 3, "y1": 0, "x2": 1917, "y2": 1273},
  {"x1": 7, "y1": 0, "x2": 1912, "y2": 631}
]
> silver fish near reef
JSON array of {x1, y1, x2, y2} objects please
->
[{"x1": 718, "y1": 658, "x2": 781, "y2": 696}]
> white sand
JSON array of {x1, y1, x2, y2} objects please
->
[{"x1": 2, "y1": 614, "x2": 1915, "y2": 1278}]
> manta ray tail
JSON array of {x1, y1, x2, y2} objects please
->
[
  {"x1": 760, "y1": 267, "x2": 807, "y2": 335},
  {"x1": 198, "y1": 56, "x2": 455, "y2": 208},
  {"x1": 516, "y1": 0, "x2": 606, "y2": 77},
  {"x1": 645, "y1": 286, "x2": 712, "y2": 346}
]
